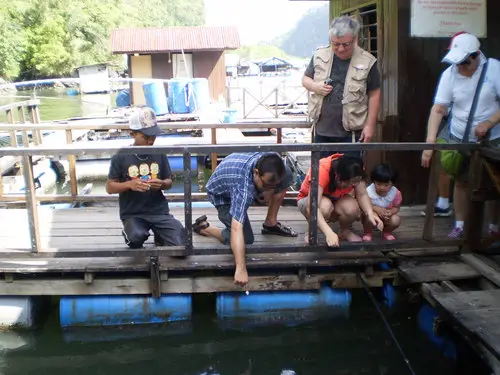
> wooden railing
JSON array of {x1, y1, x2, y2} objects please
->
[
  {"x1": 0, "y1": 141, "x2": 479, "y2": 253},
  {"x1": 0, "y1": 100, "x2": 42, "y2": 195}
]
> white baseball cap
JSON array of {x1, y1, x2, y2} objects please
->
[
  {"x1": 128, "y1": 107, "x2": 163, "y2": 136},
  {"x1": 442, "y1": 33, "x2": 480, "y2": 64}
]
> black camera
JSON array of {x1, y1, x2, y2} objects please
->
[{"x1": 324, "y1": 78, "x2": 333, "y2": 85}]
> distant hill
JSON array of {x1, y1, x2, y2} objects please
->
[{"x1": 275, "y1": 4, "x2": 330, "y2": 59}]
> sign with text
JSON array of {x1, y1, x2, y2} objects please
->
[{"x1": 411, "y1": 0, "x2": 487, "y2": 38}]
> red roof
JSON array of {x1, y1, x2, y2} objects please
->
[{"x1": 110, "y1": 26, "x2": 241, "y2": 54}]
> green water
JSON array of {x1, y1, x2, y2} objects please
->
[
  {"x1": 0, "y1": 291, "x2": 462, "y2": 375},
  {"x1": 0, "y1": 89, "x2": 114, "y2": 123},
  {"x1": 0, "y1": 90, "x2": 483, "y2": 374}
]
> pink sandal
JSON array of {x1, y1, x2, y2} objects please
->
[
  {"x1": 362, "y1": 232, "x2": 372, "y2": 242},
  {"x1": 382, "y1": 232, "x2": 396, "y2": 241}
]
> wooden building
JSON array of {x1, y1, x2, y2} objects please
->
[
  {"x1": 110, "y1": 26, "x2": 240, "y2": 105},
  {"x1": 298, "y1": 0, "x2": 497, "y2": 204}
]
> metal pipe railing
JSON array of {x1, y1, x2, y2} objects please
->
[{"x1": 0, "y1": 141, "x2": 478, "y2": 253}]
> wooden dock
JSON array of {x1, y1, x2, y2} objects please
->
[
  {"x1": 3, "y1": 204, "x2": 500, "y2": 365},
  {"x1": 399, "y1": 253, "x2": 500, "y2": 370},
  {"x1": 0, "y1": 205, "x2": 459, "y2": 292},
  {"x1": 0, "y1": 205, "x2": 455, "y2": 253},
  {"x1": 3, "y1": 120, "x2": 500, "y2": 368}
]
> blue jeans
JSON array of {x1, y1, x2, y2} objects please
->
[{"x1": 313, "y1": 133, "x2": 362, "y2": 160}]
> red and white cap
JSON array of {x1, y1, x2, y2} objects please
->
[{"x1": 442, "y1": 33, "x2": 480, "y2": 64}]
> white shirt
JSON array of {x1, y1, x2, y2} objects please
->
[
  {"x1": 366, "y1": 183, "x2": 399, "y2": 209},
  {"x1": 434, "y1": 54, "x2": 500, "y2": 142}
]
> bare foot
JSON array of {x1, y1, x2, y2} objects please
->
[
  {"x1": 339, "y1": 229, "x2": 362, "y2": 242},
  {"x1": 234, "y1": 265, "x2": 248, "y2": 286},
  {"x1": 198, "y1": 222, "x2": 209, "y2": 236}
]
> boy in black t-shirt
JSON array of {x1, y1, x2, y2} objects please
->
[{"x1": 106, "y1": 107, "x2": 186, "y2": 248}]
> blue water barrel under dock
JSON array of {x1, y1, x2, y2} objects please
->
[
  {"x1": 143, "y1": 81, "x2": 169, "y2": 115},
  {"x1": 188, "y1": 78, "x2": 210, "y2": 113},
  {"x1": 216, "y1": 286, "x2": 351, "y2": 329},
  {"x1": 59, "y1": 294, "x2": 192, "y2": 327},
  {"x1": 168, "y1": 79, "x2": 190, "y2": 114}
]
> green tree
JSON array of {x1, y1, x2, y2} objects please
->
[
  {"x1": 0, "y1": 0, "x2": 205, "y2": 80},
  {"x1": 0, "y1": 1, "x2": 27, "y2": 79}
]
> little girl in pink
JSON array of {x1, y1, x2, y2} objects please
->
[{"x1": 362, "y1": 163, "x2": 403, "y2": 241}]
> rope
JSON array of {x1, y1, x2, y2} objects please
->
[{"x1": 357, "y1": 273, "x2": 417, "y2": 375}]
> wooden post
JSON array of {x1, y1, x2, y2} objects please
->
[
  {"x1": 242, "y1": 89, "x2": 246, "y2": 119},
  {"x1": 308, "y1": 150, "x2": 320, "y2": 245},
  {"x1": 29, "y1": 105, "x2": 42, "y2": 145},
  {"x1": 6, "y1": 109, "x2": 14, "y2": 125},
  {"x1": 226, "y1": 85, "x2": 231, "y2": 107},
  {"x1": 211, "y1": 128, "x2": 217, "y2": 172},
  {"x1": 18, "y1": 105, "x2": 26, "y2": 123},
  {"x1": 465, "y1": 150, "x2": 484, "y2": 252},
  {"x1": 277, "y1": 128, "x2": 282, "y2": 144},
  {"x1": 18, "y1": 105, "x2": 30, "y2": 148},
  {"x1": 183, "y1": 151, "x2": 193, "y2": 254},
  {"x1": 275, "y1": 88, "x2": 279, "y2": 118},
  {"x1": 9, "y1": 130, "x2": 17, "y2": 147},
  {"x1": 66, "y1": 129, "x2": 78, "y2": 197},
  {"x1": 21, "y1": 130, "x2": 29, "y2": 147},
  {"x1": 22, "y1": 155, "x2": 41, "y2": 252},
  {"x1": 423, "y1": 154, "x2": 440, "y2": 240}
]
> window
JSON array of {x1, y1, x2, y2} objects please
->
[{"x1": 342, "y1": 4, "x2": 378, "y2": 59}]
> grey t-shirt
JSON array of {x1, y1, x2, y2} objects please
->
[{"x1": 304, "y1": 55, "x2": 381, "y2": 137}]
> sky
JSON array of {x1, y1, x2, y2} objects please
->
[{"x1": 204, "y1": 0, "x2": 326, "y2": 45}]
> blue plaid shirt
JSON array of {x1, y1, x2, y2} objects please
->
[{"x1": 206, "y1": 152, "x2": 263, "y2": 224}]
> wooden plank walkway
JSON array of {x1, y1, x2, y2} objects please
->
[
  {"x1": 398, "y1": 259, "x2": 481, "y2": 283},
  {"x1": 0, "y1": 204, "x2": 467, "y2": 296},
  {"x1": 0, "y1": 206, "x2": 454, "y2": 253},
  {"x1": 425, "y1": 286, "x2": 500, "y2": 363}
]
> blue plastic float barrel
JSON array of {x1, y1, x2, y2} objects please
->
[
  {"x1": 417, "y1": 303, "x2": 457, "y2": 359},
  {"x1": 379, "y1": 262, "x2": 396, "y2": 308},
  {"x1": 143, "y1": 81, "x2": 169, "y2": 115},
  {"x1": 115, "y1": 89, "x2": 130, "y2": 107},
  {"x1": 216, "y1": 286, "x2": 351, "y2": 329},
  {"x1": 168, "y1": 155, "x2": 198, "y2": 174},
  {"x1": 188, "y1": 78, "x2": 210, "y2": 113},
  {"x1": 168, "y1": 79, "x2": 190, "y2": 114},
  {"x1": 59, "y1": 294, "x2": 192, "y2": 327},
  {"x1": 66, "y1": 88, "x2": 79, "y2": 96}
]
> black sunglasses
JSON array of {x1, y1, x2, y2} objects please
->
[{"x1": 458, "y1": 52, "x2": 479, "y2": 66}]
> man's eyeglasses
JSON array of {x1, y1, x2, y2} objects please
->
[
  {"x1": 458, "y1": 52, "x2": 479, "y2": 66},
  {"x1": 257, "y1": 174, "x2": 282, "y2": 191},
  {"x1": 331, "y1": 40, "x2": 354, "y2": 49}
]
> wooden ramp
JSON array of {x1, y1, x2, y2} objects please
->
[
  {"x1": 398, "y1": 259, "x2": 480, "y2": 283},
  {"x1": 422, "y1": 282, "x2": 500, "y2": 370},
  {"x1": 433, "y1": 289, "x2": 500, "y2": 360},
  {"x1": 411, "y1": 253, "x2": 500, "y2": 369}
]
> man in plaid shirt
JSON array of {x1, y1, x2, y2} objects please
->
[{"x1": 193, "y1": 152, "x2": 298, "y2": 286}]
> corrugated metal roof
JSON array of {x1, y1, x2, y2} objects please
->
[{"x1": 110, "y1": 26, "x2": 241, "y2": 54}]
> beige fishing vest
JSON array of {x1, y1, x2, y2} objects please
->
[{"x1": 307, "y1": 45, "x2": 377, "y2": 132}]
